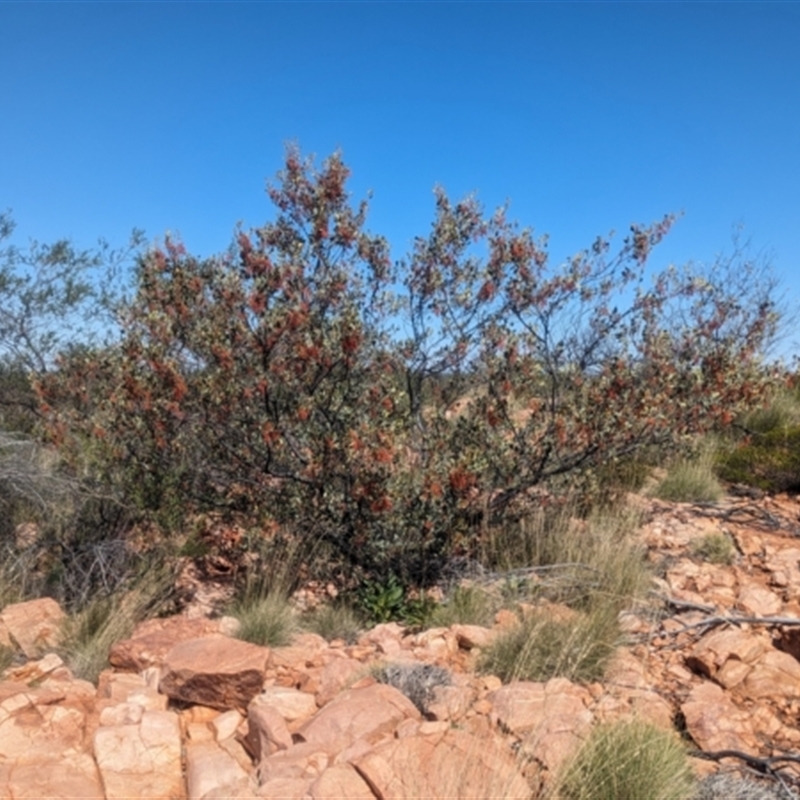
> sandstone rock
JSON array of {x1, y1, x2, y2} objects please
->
[
  {"x1": 742, "y1": 649, "x2": 800, "y2": 700},
  {"x1": 253, "y1": 685, "x2": 318, "y2": 726},
  {"x1": 451, "y1": 623, "x2": 495, "y2": 650},
  {"x1": 159, "y1": 635, "x2": 269, "y2": 710},
  {"x1": 109, "y1": 615, "x2": 231, "y2": 671},
  {"x1": 257, "y1": 739, "x2": 331, "y2": 784},
  {"x1": 0, "y1": 753, "x2": 105, "y2": 799},
  {"x1": 736, "y1": 584, "x2": 783, "y2": 617},
  {"x1": 307, "y1": 763, "x2": 376, "y2": 799},
  {"x1": 255, "y1": 776, "x2": 312, "y2": 798},
  {"x1": 185, "y1": 740, "x2": 257, "y2": 800},
  {"x1": 94, "y1": 709, "x2": 184, "y2": 799},
  {"x1": 352, "y1": 727, "x2": 530, "y2": 799},
  {"x1": 296, "y1": 683, "x2": 419, "y2": 753},
  {"x1": 315, "y1": 656, "x2": 364, "y2": 707},
  {"x1": 0, "y1": 598, "x2": 64, "y2": 658},
  {"x1": 359, "y1": 623, "x2": 404, "y2": 657},
  {"x1": 686, "y1": 628, "x2": 771, "y2": 682},
  {"x1": 246, "y1": 700, "x2": 293, "y2": 760},
  {"x1": 681, "y1": 681, "x2": 760, "y2": 754}
]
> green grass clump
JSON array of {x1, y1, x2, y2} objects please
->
[
  {"x1": 554, "y1": 719, "x2": 695, "y2": 800},
  {"x1": 479, "y1": 604, "x2": 620, "y2": 684},
  {"x1": 691, "y1": 533, "x2": 736, "y2": 565},
  {"x1": 653, "y1": 444, "x2": 724, "y2": 503},
  {"x1": 429, "y1": 585, "x2": 499, "y2": 628},
  {"x1": 302, "y1": 601, "x2": 363, "y2": 643},
  {"x1": 231, "y1": 591, "x2": 297, "y2": 648},
  {"x1": 59, "y1": 559, "x2": 175, "y2": 683}
]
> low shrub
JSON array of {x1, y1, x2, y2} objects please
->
[
  {"x1": 692, "y1": 533, "x2": 736, "y2": 565},
  {"x1": 716, "y1": 426, "x2": 800, "y2": 494},
  {"x1": 691, "y1": 772, "x2": 787, "y2": 800},
  {"x1": 373, "y1": 662, "x2": 452, "y2": 715},
  {"x1": 554, "y1": 718, "x2": 695, "y2": 800}
]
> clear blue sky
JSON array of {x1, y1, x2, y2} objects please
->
[{"x1": 2, "y1": 2, "x2": 799, "y2": 352}]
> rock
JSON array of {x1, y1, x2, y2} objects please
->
[
  {"x1": 253, "y1": 685, "x2": 318, "y2": 727},
  {"x1": 451, "y1": 623, "x2": 495, "y2": 650},
  {"x1": 296, "y1": 683, "x2": 420, "y2": 753},
  {"x1": 351, "y1": 728, "x2": 530, "y2": 799},
  {"x1": 681, "y1": 681, "x2": 760, "y2": 754},
  {"x1": 109, "y1": 616, "x2": 231, "y2": 672},
  {"x1": 736, "y1": 584, "x2": 783, "y2": 617},
  {"x1": 742, "y1": 649, "x2": 800, "y2": 700},
  {"x1": 307, "y1": 763, "x2": 376, "y2": 799},
  {"x1": 246, "y1": 700, "x2": 294, "y2": 760},
  {"x1": 0, "y1": 598, "x2": 65, "y2": 658},
  {"x1": 159, "y1": 635, "x2": 269, "y2": 710},
  {"x1": 185, "y1": 741, "x2": 257, "y2": 800},
  {"x1": 0, "y1": 754, "x2": 105, "y2": 799},
  {"x1": 315, "y1": 657, "x2": 364, "y2": 707},
  {"x1": 686, "y1": 628, "x2": 771, "y2": 683},
  {"x1": 93, "y1": 709, "x2": 184, "y2": 799}
]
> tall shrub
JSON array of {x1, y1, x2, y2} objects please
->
[{"x1": 37, "y1": 148, "x2": 779, "y2": 585}]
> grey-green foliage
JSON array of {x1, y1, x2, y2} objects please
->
[
  {"x1": 691, "y1": 772, "x2": 789, "y2": 800},
  {"x1": 374, "y1": 662, "x2": 452, "y2": 715},
  {"x1": 0, "y1": 209, "x2": 143, "y2": 376}
]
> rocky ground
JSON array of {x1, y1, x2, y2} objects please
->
[{"x1": 2, "y1": 494, "x2": 800, "y2": 798}]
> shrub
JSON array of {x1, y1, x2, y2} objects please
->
[
  {"x1": 691, "y1": 772, "x2": 786, "y2": 800},
  {"x1": 373, "y1": 662, "x2": 452, "y2": 715},
  {"x1": 554, "y1": 718, "x2": 695, "y2": 800},
  {"x1": 36, "y1": 148, "x2": 779, "y2": 587},
  {"x1": 716, "y1": 426, "x2": 800, "y2": 493},
  {"x1": 692, "y1": 533, "x2": 736, "y2": 565}
]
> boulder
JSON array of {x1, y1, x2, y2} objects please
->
[
  {"x1": 296, "y1": 683, "x2": 419, "y2": 753},
  {"x1": 0, "y1": 598, "x2": 64, "y2": 658},
  {"x1": 159, "y1": 635, "x2": 269, "y2": 710},
  {"x1": 681, "y1": 681, "x2": 760, "y2": 754},
  {"x1": 185, "y1": 741, "x2": 256, "y2": 800},
  {"x1": 109, "y1": 615, "x2": 234, "y2": 672},
  {"x1": 93, "y1": 709, "x2": 184, "y2": 800},
  {"x1": 351, "y1": 727, "x2": 530, "y2": 799}
]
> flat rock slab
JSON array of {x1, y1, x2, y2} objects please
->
[
  {"x1": 159, "y1": 635, "x2": 270, "y2": 710},
  {"x1": 352, "y1": 728, "x2": 531, "y2": 799},
  {"x1": 109, "y1": 616, "x2": 235, "y2": 672}
]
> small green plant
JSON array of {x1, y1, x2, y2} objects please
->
[
  {"x1": 302, "y1": 601, "x2": 364, "y2": 643},
  {"x1": 554, "y1": 718, "x2": 695, "y2": 800},
  {"x1": 479, "y1": 603, "x2": 620, "y2": 684},
  {"x1": 692, "y1": 533, "x2": 736, "y2": 565},
  {"x1": 358, "y1": 574, "x2": 409, "y2": 624},
  {"x1": 373, "y1": 662, "x2": 452, "y2": 715}
]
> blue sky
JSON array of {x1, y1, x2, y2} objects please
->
[{"x1": 2, "y1": 2, "x2": 799, "y2": 351}]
